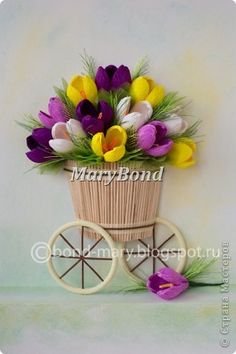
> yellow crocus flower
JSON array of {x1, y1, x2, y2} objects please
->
[
  {"x1": 130, "y1": 76, "x2": 165, "y2": 107},
  {"x1": 67, "y1": 75, "x2": 97, "y2": 106},
  {"x1": 91, "y1": 125, "x2": 127, "y2": 163},
  {"x1": 168, "y1": 138, "x2": 196, "y2": 168}
]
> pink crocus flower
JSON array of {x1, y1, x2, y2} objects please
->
[
  {"x1": 38, "y1": 97, "x2": 69, "y2": 128},
  {"x1": 137, "y1": 121, "x2": 173, "y2": 157}
]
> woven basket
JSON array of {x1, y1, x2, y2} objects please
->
[{"x1": 66, "y1": 161, "x2": 162, "y2": 242}]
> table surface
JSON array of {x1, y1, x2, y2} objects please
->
[{"x1": 0, "y1": 286, "x2": 235, "y2": 354}]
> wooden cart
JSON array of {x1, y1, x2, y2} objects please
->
[{"x1": 47, "y1": 163, "x2": 187, "y2": 294}]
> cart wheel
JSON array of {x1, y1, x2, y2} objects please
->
[
  {"x1": 47, "y1": 220, "x2": 118, "y2": 294},
  {"x1": 120, "y1": 217, "x2": 187, "y2": 283}
]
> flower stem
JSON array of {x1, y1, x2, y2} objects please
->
[{"x1": 189, "y1": 281, "x2": 223, "y2": 287}]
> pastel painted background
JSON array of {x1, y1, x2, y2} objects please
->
[{"x1": 0, "y1": 0, "x2": 236, "y2": 353}]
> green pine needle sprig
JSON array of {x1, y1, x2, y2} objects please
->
[
  {"x1": 25, "y1": 156, "x2": 66, "y2": 174},
  {"x1": 183, "y1": 257, "x2": 218, "y2": 281},
  {"x1": 80, "y1": 50, "x2": 96, "y2": 79},
  {"x1": 122, "y1": 148, "x2": 167, "y2": 167},
  {"x1": 98, "y1": 88, "x2": 129, "y2": 108},
  {"x1": 126, "y1": 127, "x2": 138, "y2": 151},
  {"x1": 183, "y1": 120, "x2": 201, "y2": 137},
  {"x1": 168, "y1": 120, "x2": 202, "y2": 141},
  {"x1": 54, "y1": 80, "x2": 77, "y2": 120},
  {"x1": 17, "y1": 114, "x2": 43, "y2": 132},
  {"x1": 98, "y1": 88, "x2": 129, "y2": 123},
  {"x1": 37, "y1": 158, "x2": 66, "y2": 174},
  {"x1": 55, "y1": 136, "x2": 103, "y2": 165},
  {"x1": 132, "y1": 56, "x2": 149, "y2": 80},
  {"x1": 120, "y1": 281, "x2": 147, "y2": 293},
  {"x1": 180, "y1": 120, "x2": 203, "y2": 141},
  {"x1": 151, "y1": 92, "x2": 186, "y2": 121}
]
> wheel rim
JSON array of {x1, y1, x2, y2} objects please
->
[
  {"x1": 47, "y1": 220, "x2": 118, "y2": 294},
  {"x1": 120, "y1": 217, "x2": 187, "y2": 283}
]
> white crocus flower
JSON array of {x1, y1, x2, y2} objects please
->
[
  {"x1": 66, "y1": 119, "x2": 86, "y2": 138},
  {"x1": 164, "y1": 114, "x2": 188, "y2": 135},
  {"x1": 116, "y1": 96, "x2": 132, "y2": 120},
  {"x1": 120, "y1": 100, "x2": 153, "y2": 130},
  {"x1": 49, "y1": 119, "x2": 85, "y2": 153}
]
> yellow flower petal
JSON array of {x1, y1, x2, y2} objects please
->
[
  {"x1": 177, "y1": 138, "x2": 197, "y2": 152},
  {"x1": 91, "y1": 132, "x2": 105, "y2": 157},
  {"x1": 67, "y1": 75, "x2": 97, "y2": 106},
  {"x1": 82, "y1": 76, "x2": 98, "y2": 104},
  {"x1": 130, "y1": 77, "x2": 149, "y2": 102},
  {"x1": 106, "y1": 125, "x2": 127, "y2": 146},
  {"x1": 146, "y1": 85, "x2": 165, "y2": 107},
  {"x1": 168, "y1": 142, "x2": 193, "y2": 166},
  {"x1": 144, "y1": 76, "x2": 156, "y2": 90},
  {"x1": 104, "y1": 145, "x2": 126, "y2": 162},
  {"x1": 177, "y1": 158, "x2": 196, "y2": 168},
  {"x1": 67, "y1": 76, "x2": 84, "y2": 106}
]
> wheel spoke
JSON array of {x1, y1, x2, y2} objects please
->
[
  {"x1": 83, "y1": 259, "x2": 104, "y2": 282},
  {"x1": 59, "y1": 259, "x2": 80, "y2": 279},
  {"x1": 85, "y1": 256, "x2": 113, "y2": 261},
  {"x1": 81, "y1": 226, "x2": 84, "y2": 255},
  {"x1": 157, "y1": 257, "x2": 169, "y2": 267},
  {"x1": 160, "y1": 249, "x2": 182, "y2": 254},
  {"x1": 152, "y1": 226, "x2": 156, "y2": 274},
  {"x1": 157, "y1": 233, "x2": 175, "y2": 249},
  {"x1": 124, "y1": 251, "x2": 151, "y2": 256},
  {"x1": 55, "y1": 234, "x2": 104, "y2": 281},
  {"x1": 81, "y1": 260, "x2": 84, "y2": 289},
  {"x1": 51, "y1": 255, "x2": 80, "y2": 259},
  {"x1": 138, "y1": 239, "x2": 152, "y2": 250},
  {"x1": 121, "y1": 220, "x2": 187, "y2": 283},
  {"x1": 85, "y1": 236, "x2": 103, "y2": 256},
  {"x1": 59, "y1": 233, "x2": 80, "y2": 257},
  {"x1": 48, "y1": 221, "x2": 118, "y2": 293},
  {"x1": 130, "y1": 255, "x2": 149, "y2": 273}
]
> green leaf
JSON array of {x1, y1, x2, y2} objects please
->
[
  {"x1": 53, "y1": 136, "x2": 103, "y2": 166},
  {"x1": 119, "y1": 281, "x2": 147, "y2": 293},
  {"x1": 98, "y1": 89, "x2": 129, "y2": 124},
  {"x1": 189, "y1": 281, "x2": 223, "y2": 287},
  {"x1": 31, "y1": 158, "x2": 66, "y2": 174},
  {"x1": 61, "y1": 77, "x2": 68, "y2": 91}
]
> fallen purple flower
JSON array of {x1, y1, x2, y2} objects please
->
[{"x1": 147, "y1": 267, "x2": 189, "y2": 300}]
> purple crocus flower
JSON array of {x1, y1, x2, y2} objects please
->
[
  {"x1": 76, "y1": 99, "x2": 113, "y2": 135},
  {"x1": 137, "y1": 121, "x2": 173, "y2": 157},
  {"x1": 95, "y1": 65, "x2": 131, "y2": 91},
  {"x1": 147, "y1": 268, "x2": 189, "y2": 300},
  {"x1": 26, "y1": 128, "x2": 55, "y2": 163},
  {"x1": 38, "y1": 97, "x2": 68, "y2": 128}
]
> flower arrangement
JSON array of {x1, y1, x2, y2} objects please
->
[{"x1": 20, "y1": 54, "x2": 201, "y2": 172}]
